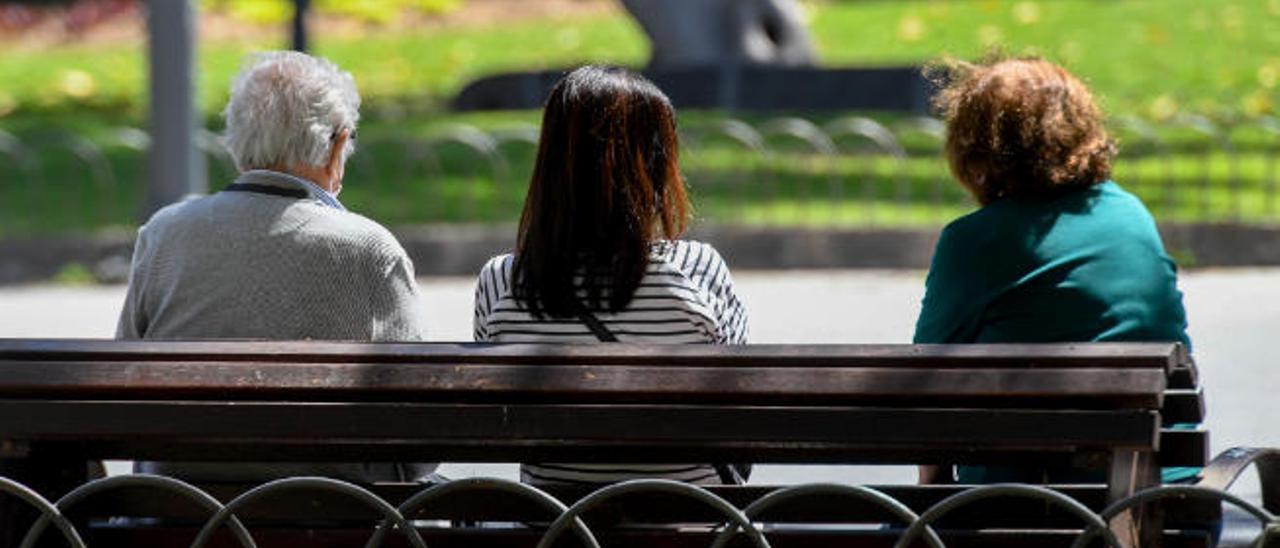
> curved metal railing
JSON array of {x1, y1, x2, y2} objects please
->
[
  {"x1": 3, "y1": 474, "x2": 1276, "y2": 548},
  {"x1": 3, "y1": 116, "x2": 1280, "y2": 234}
]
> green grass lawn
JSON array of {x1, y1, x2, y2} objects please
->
[
  {"x1": 2, "y1": 0, "x2": 1280, "y2": 235},
  {"x1": 809, "y1": 0, "x2": 1280, "y2": 120},
  {"x1": 3, "y1": 0, "x2": 1278, "y2": 119}
]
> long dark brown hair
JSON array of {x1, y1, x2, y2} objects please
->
[{"x1": 513, "y1": 65, "x2": 690, "y2": 318}]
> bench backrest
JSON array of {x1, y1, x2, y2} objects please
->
[{"x1": 0, "y1": 339, "x2": 1201, "y2": 469}]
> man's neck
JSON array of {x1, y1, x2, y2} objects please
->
[{"x1": 263, "y1": 165, "x2": 334, "y2": 193}]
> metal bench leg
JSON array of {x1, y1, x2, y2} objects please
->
[
  {"x1": 1109, "y1": 449, "x2": 1162, "y2": 548},
  {"x1": 1261, "y1": 523, "x2": 1280, "y2": 548},
  {"x1": 1257, "y1": 452, "x2": 1280, "y2": 516},
  {"x1": 0, "y1": 450, "x2": 88, "y2": 548}
]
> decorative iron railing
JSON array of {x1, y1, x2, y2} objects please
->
[
  {"x1": 4, "y1": 116, "x2": 1280, "y2": 235},
  {"x1": 4, "y1": 475, "x2": 1277, "y2": 548}
]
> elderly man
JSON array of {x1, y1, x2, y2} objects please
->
[{"x1": 117, "y1": 51, "x2": 433, "y2": 482}]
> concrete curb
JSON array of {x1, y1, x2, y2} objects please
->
[{"x1": 0, "y1": 223, "x2": 1276, "y2": 285}]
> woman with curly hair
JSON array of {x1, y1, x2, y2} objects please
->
[{"x1": 914, "y1": 57, "x2": 1192, "y2": 484}]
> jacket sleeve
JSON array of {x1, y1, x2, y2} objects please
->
[
  {"x1": 913, "y1": 224, "x2": 984, "y2": 344},
  {"x1": 115, "y1": 227, "x2": 150, "y2": 340},
  {"x1": 369, "y1": 250, "x2": 428, "y2": 342},
  {"x1": 692, "y1": 244, "x2": 748, "y2": 345},
  {"x1": 472, "y1": 256, "x2": 504, "y2": 342},
  {"x1": 711, "y1": 259, "x2": 748, "y2": 345}
]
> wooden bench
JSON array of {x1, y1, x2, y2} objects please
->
[{"x1": 0, "y1": 339, "x2": 1272, "y2": 548}]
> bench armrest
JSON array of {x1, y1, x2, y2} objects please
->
[{"x1": 1196, "y1": 446, "x2": 1280, "y2": 514}]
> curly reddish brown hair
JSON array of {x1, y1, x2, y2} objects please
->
[{"x1": 930, "y1": 57, "x2": 1117, "y2": 205}]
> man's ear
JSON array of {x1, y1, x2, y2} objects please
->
[{"x1": 326, "y1": 128, "x2": 350, "y2": 181}]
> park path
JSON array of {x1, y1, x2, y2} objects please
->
[{"x1": 1, "y1": 269, "x2": 1276, "y2": 487}]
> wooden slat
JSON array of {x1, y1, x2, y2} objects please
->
[
  {"x1": 0, "y1": 339, "x2": 1183, "y2": 371},
  {"x1": 1168, "y1": 367, "x2": 1197, "y2": 390},
  {"x1": 1162, "y1": 388, "x2": 1205, "y2": 425},
  {"x1": 0, "y1": 401, "x2": 1159, "y2": 463},
  {"x1": 1158, "y1": 428, "x2": 1210, "y2": 467},
  {"x1": 42, "y1": 442, "x2": 1124, "y2": 468},
  {"x1": 0, "y1": 362, "x2": 1167, "y2": 407}
]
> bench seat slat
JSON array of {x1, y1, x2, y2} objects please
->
[
  {"x1": 1162, "y1": 388, "x2": 1205, "y2": 424},
  {"x1": 0, "y1": 340, "x2": 1183, "y2": 371},
  {"x1": 0, "y1": 401, "x2": 1159, "y2": 463},
  {"x1": 1168, "y1": 367, "x2": 1198, "y2": 390},
  {"x1": 1159, "y1": 428, "x2": 1210, "y2": 467},
  {"x1": 0, "y1": 362, "x2": 1166, "y2": 407}
]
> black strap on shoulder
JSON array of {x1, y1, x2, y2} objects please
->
[
  {"x1": 575, "y1": 301, "x2": 747, "y2": 485},
  {"x1": 223, "y1": 183, "x2": 308, "y2": 199},
  {"x1": 575, "y1": 305, "x2": 619, "y2": 342}
]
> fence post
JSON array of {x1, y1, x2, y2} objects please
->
[
  {"x1": 144, "y1": 0, "x2": 206, "y2": 220},
  {"x1": 291, "y1": 0, "x2": 310, "y2": 52}
]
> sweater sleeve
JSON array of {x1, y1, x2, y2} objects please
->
[
  {"x1": 686, "y1": 243, "x2": 749, "y2": 344},
  {"x1": 115, "y1": 226, "x2": 151, "y2": 340},
  {"x1": 913, "y1": 224, "x2": 985, "y2": 344},
  {"x1": 472, "y1": 255, "x2": 506, "y2": 342},
  {"x1": 709, "y1": 254, "x2": 748, "y2": 345},
  {"x1": 369, "y1": 250, "x2": 428, "y2": 342}
]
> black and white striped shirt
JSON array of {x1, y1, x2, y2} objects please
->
[{"x1": 472, "y1": 240, "x2": 749, "y2": 485}]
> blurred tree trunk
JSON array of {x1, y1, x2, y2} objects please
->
[{"x1": 619, "y1": 0, "x2": 817, "y2": 68}]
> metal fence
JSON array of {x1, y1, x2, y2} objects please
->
[
  {"x1": 4, "y1": 475, "x2": 1277, "y2": 548},
  {"x1": 4, "y1": 115, "x2": 1280, "y2": 236}
]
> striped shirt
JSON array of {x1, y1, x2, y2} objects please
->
[{"x1": 472, "y1": 240, "x2": 748, "y2": 485}]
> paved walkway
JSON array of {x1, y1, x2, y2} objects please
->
[{"x1": 1, "y1": 269, "x2": 1275, "y2": 487}]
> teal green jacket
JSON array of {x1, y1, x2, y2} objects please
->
[
  {"x1": 913, "y1": 181, "x2": 1194, "y2": 483},
  {"x1": 915, "y1": 181, "x2": 1189, "y2": 347}
]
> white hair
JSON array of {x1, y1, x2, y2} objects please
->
[{"x1": 223, "y1": 51, "x2": 360, "y2": 172}]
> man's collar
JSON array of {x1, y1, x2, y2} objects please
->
[{"x1": 235, "y1": 170, "x2": 347, "y2": 211}]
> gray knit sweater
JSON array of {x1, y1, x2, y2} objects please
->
[
  {"x1": 117, "y1": 170, "x2": 426, "y2": 342},
  {"x1": 117, "y1": 169, "x2": 434, "y2": 482}
]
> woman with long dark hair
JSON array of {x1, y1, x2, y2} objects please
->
[{"x1": 472, "y1": 65, "x2": 748, "y2": 485}]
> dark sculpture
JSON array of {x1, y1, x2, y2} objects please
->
[
  {"x1": 454, "y1": 0, "x2": 931, "y2": 113},
  {"x1": 619, "y1": 0, "x2": 817, "y2": 68}
]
